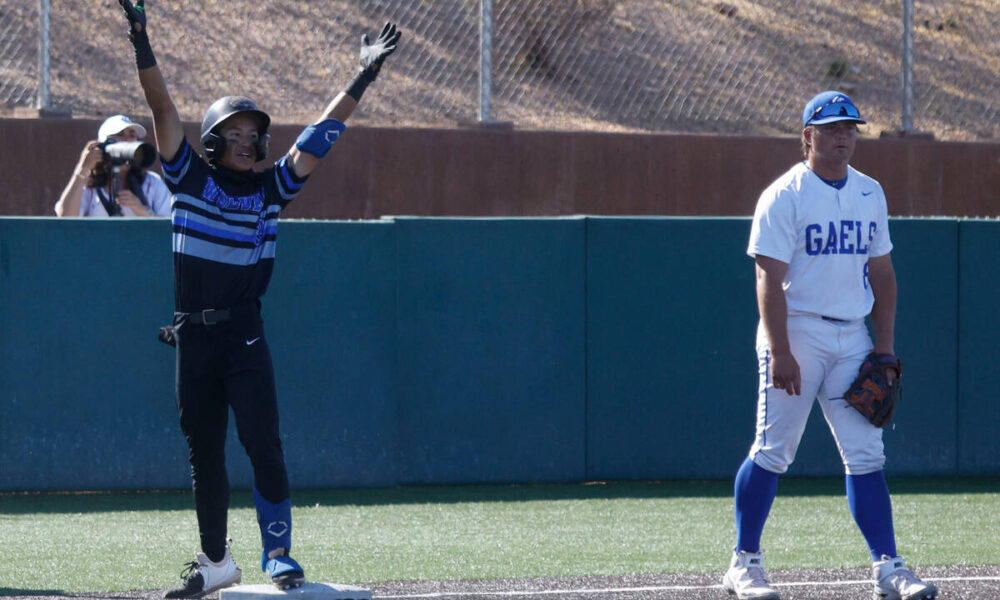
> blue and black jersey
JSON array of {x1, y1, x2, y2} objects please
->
[{"x1": 160, "y1": 138, "x2": 308, "y2": 312}]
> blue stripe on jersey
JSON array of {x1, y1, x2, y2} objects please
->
[
  {"x1": 173, "y1": 193, "x2": 281, "y2": 260},
  {"x1": 174, "y1": 198, "x2": 260, "y2": 229},
  {"x1": 174, "y1": 224, "x2": 274, "y2": 251},
  {"x1": 274, "y1": 156, "x2": 306, "y2": 201},
  {"x1": 180, "y1": 213, "x2": 272, "y2": 245},
  {"x1": 160, "y1": 141, "x2": 193, "y2": 185},
  {"x1": 173, "y1": 230, "x2": 277, "y2": 266}
]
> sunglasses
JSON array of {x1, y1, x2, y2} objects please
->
[{"x1": 808, "y1": 100, "x2": 861, "y2": 123}]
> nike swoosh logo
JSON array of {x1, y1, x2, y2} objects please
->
[
  {"x1": 246, "y1": 337, "x2": 261, "y2": 346},
  {"x1": 862, "y1": 191, "x2": 873, "y2": 196}
]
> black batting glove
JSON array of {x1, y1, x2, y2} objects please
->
[
  {"x1": 118, "y1": 0, "x2": 147, "y2": 38},
  {"x1": 118, "y1": 0, "x2": 156, "y2": 69},
  {"x1": 359, "y1": 22, "x2": 401, "y2": 82}
]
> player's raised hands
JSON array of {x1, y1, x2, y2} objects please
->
[
  {"x1": 117, "y1": 0, "x2": 157, "y2": 70},
  {"x1": 118, "y1": 0, "x2": 147, "y2": 36},
  {"x1": 359, "y1": 22, "x2": 401, "y2": 81}
]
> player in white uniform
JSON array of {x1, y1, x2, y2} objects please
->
[{"x1": 722, "y1": 91, "x2": 938, "y2": 600}]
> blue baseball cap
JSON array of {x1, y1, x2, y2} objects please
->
[{"x1": 802, "y1": 91, "x2": 866, "y2": 127}]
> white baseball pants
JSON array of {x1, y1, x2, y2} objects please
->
[{"x1": 749, "y1": 313, "x2": 886, "y2": 475}]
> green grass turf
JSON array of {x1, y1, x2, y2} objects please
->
[{"x1": 0, "y1": 477, "x2": 996, "y2": 595}]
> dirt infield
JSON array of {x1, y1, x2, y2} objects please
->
[{"x1": 3, "y1": 565, "x2": 997, "y2": 600}]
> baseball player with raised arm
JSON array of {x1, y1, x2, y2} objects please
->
[
  {"x1": 722, "y1": 91, "x2": 938, "y2": 600},
  {"x1": 116, "y1": 1, "x2": 400, "y2": 598}
]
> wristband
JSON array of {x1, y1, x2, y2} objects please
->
[
  {"x1": 130, "y1": 30, "x2": 157, "y2": 70},
  {"x1": 295, "y1": 119, "x2": 346, "y2": 158},
  {"x1": 343, "y1": 71, "x2": 372, "y2": 103}
]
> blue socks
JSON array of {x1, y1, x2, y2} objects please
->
[
  {"x1": 733, "y1": 456, "x2": 780, "y2": 553},
  {"x1": 734, "y1": 458, "x2": 898, "y2": 561},
  {"x1": 253, "y1": 487, "x2": 293, "y2": 562},
  {"x1": 846, "y1": 470, "x2": 897, "y2": 561}
]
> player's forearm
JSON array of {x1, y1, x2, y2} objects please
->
[
  {"x1": 867, "y1": 255, "x2": 897, "y2": 353},
  {"x1": 137, "y1": 66, "x2": 171, "y2": 115},
  {"x1": 135, "y1": 66, "x2": 183, "y2": 160},
  {"x1": 758, "y1": 281, "x2": 792, "y2": 355},
  {"x1": 755, "y1": 260, "x2": 792, "y2": 354},
  {"x1": 870, "y1": 313, "x2": 895, "y2": 354},
  {"x1": 321, "y1": 92, "x2": 359, "y2": 124},
  {"x1": 869, "y1": 284, "x2": 897, "y2": 353}
]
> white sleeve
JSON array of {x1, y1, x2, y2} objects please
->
[
  {"x1": 78, "y1": 187, "x2": 94, "y2": 216},
  {"x1": 144, "y1": 173, "x2": 173, "y2": 217},
  {"x1": 747, "y1": 186, "x2": 797, "y2": 264},
  {"x1": 868, "y1": 185, "x2": 893, "y2": 257}
]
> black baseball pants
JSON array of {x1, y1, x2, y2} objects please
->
[{"x1": 173, "y1": 304, "x2": 290, "y2": 563}]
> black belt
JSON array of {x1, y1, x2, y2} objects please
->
[
  {"x1": 183, "y1": 308, "x2": 232, "y2": 325},
  {"x1": 176, "y1": 301, "x2": 258, "y2": 326},
  {"x1": 821, "y1": 315, "x2": 848, "y2": 323}
]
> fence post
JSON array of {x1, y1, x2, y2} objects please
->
[
  {"x1": 36, "y1": 0, "x2": 51, "y2": 110},
  {"x1": 478, "y1": 0, "x2": 493, "y2": 123},
  {"x1": 901, "y1": 0, "x2": 914, "y2": 131}
]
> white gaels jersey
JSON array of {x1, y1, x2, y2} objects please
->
[{"x1": 747, "y1": 161, "x2": 892, "y2": 321}]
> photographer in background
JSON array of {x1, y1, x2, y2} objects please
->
[{"x1": 55, "y1": 114, "x2": 171, "y2": 217}]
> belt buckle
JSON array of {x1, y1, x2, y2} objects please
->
[{"x1": 201, "y1": 308, "x2": 219, "y2": 326}]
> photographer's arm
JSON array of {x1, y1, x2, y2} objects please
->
[
  {"x1": 288, "y1": 22, "x2": 400, "y2": 178},
  {"x1": 54, "y1": 141, "x2": 102, "y2": 217},
  {"x1": 118, "y1": 0, "x2": 183, "y2": 161}
]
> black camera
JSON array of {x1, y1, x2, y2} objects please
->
[{"x1": 100, "y1": 140, "x2": 156, "y2": 169}]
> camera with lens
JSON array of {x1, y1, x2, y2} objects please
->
[{"x1": 99, "y1": 140, "x2": 156, "y2": 169}]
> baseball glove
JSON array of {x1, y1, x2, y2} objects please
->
[{"x1": 844, "y1": 352, "x2": 902, "y2": 427}]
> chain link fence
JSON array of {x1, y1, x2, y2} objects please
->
[
  {"x1": 0, "y1": 0, "x2": 40, "y2": 108},
  {"x1": 2, "y1": 0, "x2": 999, "y2": 141}
]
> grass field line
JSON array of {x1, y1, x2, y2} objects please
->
[{"x1": 373, "y1": 575, "x2": 1000, "y2": 598}]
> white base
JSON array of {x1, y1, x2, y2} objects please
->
[{"x1": 219, "y1": 582, "x2": 371, "y2": 600}]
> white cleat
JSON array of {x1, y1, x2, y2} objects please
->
[
  {"x1": 722, "y1": 550, "x2": 780, "y2": 600},
  {"x1": 164, "y1": 542, "x2": 242, "y2": 599},
  {"x1": 873, "y1": 555, "x2": 938, "y2": 600}
]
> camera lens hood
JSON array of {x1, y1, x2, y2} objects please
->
[{"x1": 103, "y1": 140, "x2": 156, "y2": 169}]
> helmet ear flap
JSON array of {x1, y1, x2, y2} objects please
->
[
  {"x1": 255, "y1": 133, "x2": 270, "y2": 162},
  {"x1": 202, "y1": 131, "x2": 226, "y2": 163}
]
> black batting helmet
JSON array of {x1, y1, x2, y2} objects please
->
[{"x1": 200, "y1": 96, "x2": 271, "y2": 163}]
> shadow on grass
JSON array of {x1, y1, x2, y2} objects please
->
[
  {"x1": 3, "y1": 477, "x2": 997, "y2": 514},
  {"x1": 0, "y1": 589, "x2": 65, "y2": 597}
]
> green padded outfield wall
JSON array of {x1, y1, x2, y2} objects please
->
[
  {"x1": 260, "y1": 221, "x2": 399, "y2": 487},
  {"x1": 0, "y1": 218, "x2": 176, "y2": 490},
  {"x1": 394, "y1": 217, "x2": 587, "y2": 484},
  {"x1": 0, "y1": 218, "x2": 399, "y2": 490},
  {"x1": 957, "y1": 221, "x2": 1000, "y2": 473},
  {"x1": 0, "y1": 217, "x2": 992, "y2": 490},
  {"x1": 585, "y1": 217, "x2": 759, "y2": 479}
]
